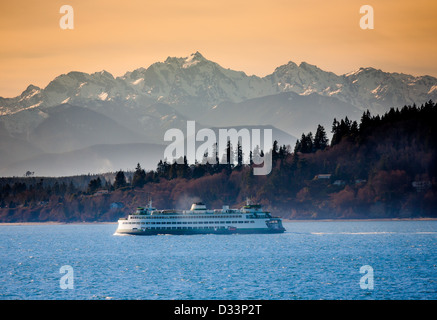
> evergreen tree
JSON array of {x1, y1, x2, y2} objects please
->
[
  {"x1": 272, "y1": 140, "x2": 279, "y2": 161},
  {"x1": 350, "y1": 120, "x2": 359, "y2": 138},
  {"x1": 209, "y1": 142, "x2": 219, "y2": 174},
  {"x1": 277, "y1": 144, "x2": 290, "y2": 161},
  {"x1": 114, "y1": 170, "x2": 127, "y2": 189},
  {"x1": 299, "y1": 132, "x2": 313, "y2": 153},
  {"x1": 132, "y1": 163, "x2": 147, "y2": 188},
  {"x1": 360, "y1": 110, "x2": 372, "y2": 132},
  {"x1": 178, "y1": 156, "x2": 190, "y2": 179},
  {"x1": 168, "y1": 161, "x2": 178, "y2": 179},
  {"x1": 213, "y1": 142, "x2": 219, "y2": 165},
  {"x1": 237, "y1": 141, "x2": 243, "y2": 168},
  {"x1": 331, "y1": 117, "x2": 352, "y2": 146},
  {"x1": 300, "y1": 133, "x2": 307, "y2": 152},
  {"x1": 87, "y1": 177, "x2": 102, "y2": 194},
  {"x1": 157, "y1": 160, "x2": 164, "y2": 175},
  {"x1": 314, "y1": 124, "x2": 329, "y2": 151},
  {"x1": 294, "y1": 138, "x2": 302, "y2": 154},
  {"x1": 225, "y1": 140, "x2": 234, "y2": 165},
  {"x1": 306, "y1": 132, "x2": 314, "y2": 153}
]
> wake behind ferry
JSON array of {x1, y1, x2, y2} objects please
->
[{"x1": 115, "y1": 199, "x2": 285, "y2": 235}]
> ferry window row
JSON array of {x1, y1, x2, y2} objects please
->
[
  {"x1": 130, "y1": 215, "x2": 243, "y2": 219},
  {"x1": 143, "y1": 226, "x2": 228, "y2": 230},
  {"x1": 123, "y1": 221, "x2": 255, "y2": 225}
]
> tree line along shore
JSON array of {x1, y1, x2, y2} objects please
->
[{"x1": 0, "y1": 100, "x2": 436, "y2": 223}]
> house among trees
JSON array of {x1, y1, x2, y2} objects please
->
[
  {"x1": 314, "y1": 174, "x2": 332, "y2": 180},
  {"x1": 93, "y1": 190, "x2": 109, "y2": 196},
  {"x1": 333, "y1": 180, "x2": 346, "y2": 186},
  {"x1": 412, "y1": 181, "x2": 431, "y2": 193}
]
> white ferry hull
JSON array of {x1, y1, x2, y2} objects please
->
[
  {"x1": 115, "y1": 200, "x2": 286, "y2": 236},
  {"x1": 115, "y1": 226, "x2": 285, "y2": 236}
]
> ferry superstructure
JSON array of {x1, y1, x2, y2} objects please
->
[{"x1": 115, "y1": 200, "x2": 285, "y2": 235}]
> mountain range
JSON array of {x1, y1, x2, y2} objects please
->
[{"x1": 0, "y1": 52, "x2": 436, "y2": 177}]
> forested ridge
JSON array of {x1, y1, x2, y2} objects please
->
[{"x1": 1, "y1": 100, "x2": 436, "y2": 222}]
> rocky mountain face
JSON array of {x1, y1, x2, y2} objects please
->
[{"x1": 0, "y1": 52, "x2": 435, "y2": 176}]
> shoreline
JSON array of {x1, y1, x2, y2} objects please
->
[
  {"x1": 1, "y1": 218, "x2": 437, "y2": 226},
  {"x1": 282, "y1": 218, "x2": 437, "y2": 222},
  {"x1": 282, "y1": 217, "x2": 437, "y2": 222}
]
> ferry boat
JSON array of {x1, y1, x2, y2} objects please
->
[{"x1": 115, "y1": 199, "x2": 285, "y2": 235}]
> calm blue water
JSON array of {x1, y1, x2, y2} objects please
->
[{"x1": 0, "y1": 221, "x2": 436, "y2": 300}]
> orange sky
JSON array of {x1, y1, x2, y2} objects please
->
[{"x1": 1, "y1": 0, "x2": 436, "y2": 97}]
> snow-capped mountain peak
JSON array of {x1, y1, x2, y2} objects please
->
[
  {"x1": 182, "y1": 52, "x2": 205, "y2": 68},
  {"x1": 1, "y1": 52, "x2": 436, "y2": 119}
]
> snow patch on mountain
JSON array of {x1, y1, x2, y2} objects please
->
[
  {"x1": 98, "y1": 92, "x2": 108, "y2": 101},
  {"x1": 132, "y1": 78, "x2": 144, "y2": 85},
  {"x1": 182, "y1": 53, "x2": 201, "y2": 68},
  {"x1": 18, "y1": 88, "x2": 40, "y2": 102},
  {"x1": 26, "y1": 101, "x2": 42, "y2": 110}
]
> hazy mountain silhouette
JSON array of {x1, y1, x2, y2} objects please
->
[{"x1": 0, "y1": 52, "x2": 435, "y2": 176}]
